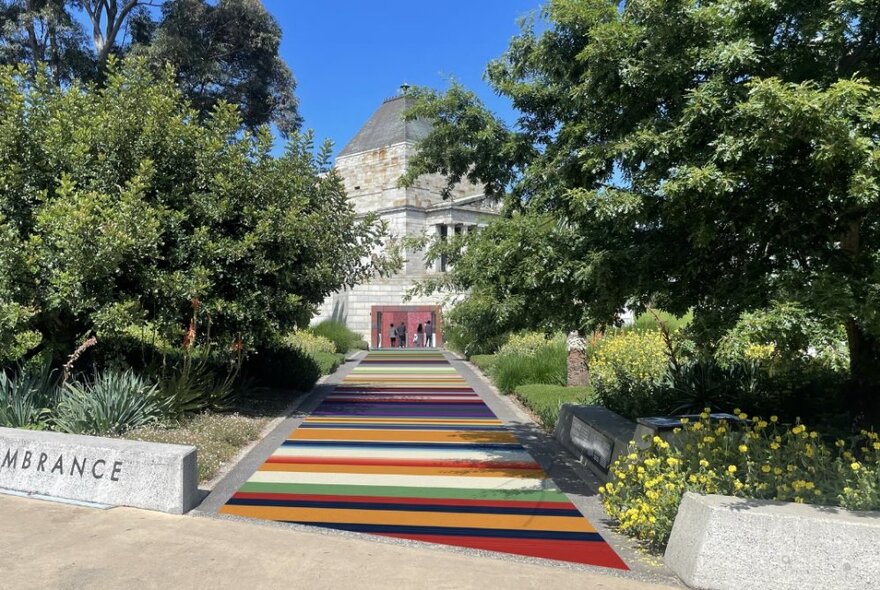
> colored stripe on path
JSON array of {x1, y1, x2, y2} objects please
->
[{"x1": 221, "y1": 349, "x2": 627, "y2": 569}]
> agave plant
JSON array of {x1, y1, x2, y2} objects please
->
[
  {"x1": 154, "y1": 355, "x2": 237, "y2": 422},
  {"x1": 54, "y1": 370, "x2": 161, "y2": 436},
  {"x1": 0, "y1": 365, "x2": 60, "y2": 429}
]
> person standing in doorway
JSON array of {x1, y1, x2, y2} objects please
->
[
  {"x1": 389, "y1": 323, "x2": 396, "y2": 349},
  {"x1": 425, "y1": 320, "x2": 434, "y2": 348},
  {"x1": 416, "y1": 323, "x2": 424, "y2": 347},
  {"x1": 399, "y1": 322, "x2": 407, "y2": 348}
]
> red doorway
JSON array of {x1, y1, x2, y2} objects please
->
[{"x1": 371, "y1": 305, "x2": 442, "y2": 349}]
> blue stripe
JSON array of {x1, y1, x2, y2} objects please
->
[{"x1": 226, "y1": 498, "x2": 581, "y2": 517}]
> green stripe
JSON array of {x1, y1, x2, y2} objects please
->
[{"x1": 237, "y1": 482, "x2": 571, "y2": 503}]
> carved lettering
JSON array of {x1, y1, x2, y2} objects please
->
[
  {"x1": 51, "y1": 455, "x2": 64, "y2": 474},
  {"x1": 37, "y1": 452, "x2": 47, "y2": 471},
  {"x1": 22, "y1": 450, "x2": 31, "y2": 469},
  {"x1": 1, "y1": 449, "x2": 17, "y2": 469},
  {"x1": 70, "y1": 456, "x2": 85, "y2": 477},
  {"x1": 110, "y1": 461, "x2": 123, "y2": 482},
  {"x1": 92, "y1": 459, "x2": 106, "y2": 479}
]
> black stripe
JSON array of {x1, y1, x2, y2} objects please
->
[{"x1": 226, "y1": 498, "x2": 582, "y2": 517}]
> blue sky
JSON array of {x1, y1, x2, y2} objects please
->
[{"x1": 263, "y1": 1, "x2": 542, "y2": 158}]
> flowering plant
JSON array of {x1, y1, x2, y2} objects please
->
[{"x1": 600, "y1": 410, "x2": 880, "y2": 550}]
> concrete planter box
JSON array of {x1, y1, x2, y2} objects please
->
[
  {"x1": 0, "y1": 426, "x2": 198, "y2": 514},
  {"x1": 665, "y1": 492, "x2": 880, "y2": 590}
]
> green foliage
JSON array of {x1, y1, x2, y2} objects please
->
[
  {"x1": 601, "y1": 413, "x2": 880, "y2": 551},
  {"x1": 0, "y1": 60, "x2": 391, "y2": 368},
  {"x1": 492, "y1": 338, "x2": 567, "y2": 394},
  {"x1": 469, "y1": 354, "x2": 497, "y2": 373},
  {"x1": 590, "y1": 330, "x2": 671, "y2": 418},
  {"x1": 312, "y1": 351, "x2": 345, "y2": 376},
  {"x1": 628, "y1": 311, "x2": 693, "y2": 334},
  {"x1": 403, "y1": 0, "x2": 880, "y2": 407},
  {"x1": 285, "y1": 331, "x2": 336, "y2": 357},
  {"x1": 309, "y1": 320, "x2": 364, "y2": 354},
  {"x1": 54, "y1": 370, "x2": 160, "y2": 436},
  {"x1": 131, "y1": 0, "x2": 301, "y2": 134},
  {"x1": 243, "y1": 344, "x2": 321, "y2": 391},
  {"x1": 154, "y1": 355, "x2": 237, "y2": 422},
  {"x1": 439, "y1": 290, "x2": 512, "y2": 356},
  {"x1": 715, "y1": 302, "x2": 849, "y2": 374},
  {"x1": 512, "y1": 384, "x2": 594, "y2": 429},
  {"x1": 0, "y1": 366, "x2": 58, "y2": 429},
  {"x1": 498, "y1": 332, "x2": 554, "y2": 358}
]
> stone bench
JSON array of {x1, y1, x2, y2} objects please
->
[
  {"x1": 0, "y1": 426, "x2": 198, "y2": 514},
  {"x1": 665, "y1": 492, "x2": 880, "y2": 590}
]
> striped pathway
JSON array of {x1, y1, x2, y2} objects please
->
[{"x1": 221, "y1": 349, "x2": 627, "y2": 569}]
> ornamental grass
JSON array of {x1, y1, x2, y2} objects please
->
[{"x1": 599, "y1": 410, "x2": 880, "y2": 551}]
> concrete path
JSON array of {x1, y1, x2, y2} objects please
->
[
  {"x1": 0, "y1": 493, "x2": 679, "y2": 590},
  {"x1": 216, "y1": 349, "x2": 631, "y2": 568}
]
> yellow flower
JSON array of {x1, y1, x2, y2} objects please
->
[
  {"x1": 666, "y1": 457, "x2": 680, "y2": 467},
  {"x1": 761, "y1": 465, "x2": 771, "y2": 473},
  {"x1": 699, "y1": 459, "x2": 709, "y2": 468},
  {"x1": 680, "y1": 417, "x2": 689, "y2": 425},
  {"x1": 598, "y1": 486, "x2": 606, "y2": 494},
  {"x1": 809, "y1": 431, "x2": 818, "y2": 439},
  {"x1": 738, "y1": 412, "x2": 748, "y2": 420},
  {"x1": 773, "y1": 467, "x2": 783, "y2": 475},
  {"x1": 873, "y1": 442, "x2": 880, "y2": 450},
  {"x1": 738, "y1": 444, "x2": 748, "y2": 453},
  {"x1": 770, "y1": 442, "x2": 780, "y2": 450},
  {"x1": 692, "y1": 422, "x2": 703, "y2": 431},
  {"x1": 727, "y1": 465, "x2": 737, "y2": 474},
  {"x1": 770, "y1": 415, "x2": 778, "y2": 423},
  {"x1": 851, "y1": 462, "x2": 861, "y2": 471}
]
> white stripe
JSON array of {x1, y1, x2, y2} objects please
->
[
  {"x1": 248, "y1": 471, "x2": 558, "y2": 490},
  {"x1": 271, "y1": 446, "x2": 534, "y2": 462}
]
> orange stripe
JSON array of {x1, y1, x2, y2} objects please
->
[{"x1": 219, "y1": 505, "x2": 596, "y2": 532}]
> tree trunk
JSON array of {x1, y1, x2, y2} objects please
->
[{"x1": 844, "y1": 319, "x2": 880, "y2": 423}]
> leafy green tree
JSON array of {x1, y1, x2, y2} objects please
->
[
  {"x1": 0, "y1": 59, "x2": 392, "y2": 366},
  {"x1": 404, "y1": 0, "x2": 880, "y2": 408},
  {"x1": 1, "y1": 0, "x2": 299, "y2": 132},
  {"x1": 0, "y1": 0, "x2": 93, "y2": 82}
]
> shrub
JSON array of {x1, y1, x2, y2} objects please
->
[
  {"x1": 498, "y1": 331, "x2": 553, "y2": 358},
  {"x1": 590, "y1": 330, "x2": 670, "y2": 418},
  {"x1": 309, "y1": 320, "x2": 363, "y2": 353},
  {"x1": 715, "y1": 302, "x2": 849, "y2": 374},
  {"x1": 628, "y1": 310, "x2": 693, "y2": 333},
  {"x1": 469, "y1": 354, "x2": 497, "y2": 373},
  {"x1": 600, "y1": 411, "x2": 880, "y2": 551},
  {"x1": 492, "y1": 338, "x2": 567, "y2": 393},
  {"x1": 285, "y1": 331, "x2": 336, "y2": 357},
  {"x1": 312, "y1": 351, "x2": 345, "y2": 375},
  {"x1": 0, "y1": 366, "x2": 59, "y2": 429},
  {"x1": 512, "y1": 384, "x2": 594, "y2": 429},
  {"x1": 54, "y1": 370, "x2": 160, "y2": 436},
  {"x1": 243, "y1": 344, "x2": 321, "y2": 391}
]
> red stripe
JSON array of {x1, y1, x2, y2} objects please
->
[
  {"x1": 325, "y1": 397, "x2": 484, "y2": 404},
  {"x1": 231, "y1": 492, "x2": 574, "y2": 510},
  {"x1": 264, "y1": 456, "x2": 540, "y2": 469},
  {"x1": 378, "y1": 533, "x2": 629, "y2": 569}
]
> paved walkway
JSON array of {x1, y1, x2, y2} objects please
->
[
  {"x1": 0, "y1": 493, "x2": 678, "y2": 590},
  {"x1": 219, "y1": 350, "x2": 627, "y2": 569}
]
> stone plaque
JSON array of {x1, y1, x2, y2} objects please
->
[
  {"x1": 0, "y1": 426, "x2": 198, "y2": 514},
  {"x1": 570, "y1": 417, "x2": 615, "y2": 472}
]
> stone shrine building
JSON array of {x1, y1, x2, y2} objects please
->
[{"x1": 312, "y1": 90, "x2": 499, "y2": 347}]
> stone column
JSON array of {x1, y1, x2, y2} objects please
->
[{"x1": 566, "y1": 331, "x2": 589, "y2": 387}]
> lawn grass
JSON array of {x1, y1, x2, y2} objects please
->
[{"x1": 512, "y1": 384, "x2": 595, "y2": 430}]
